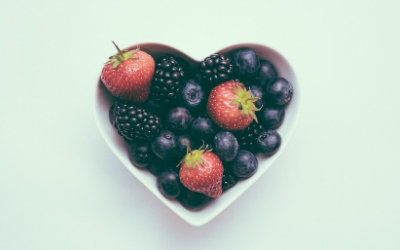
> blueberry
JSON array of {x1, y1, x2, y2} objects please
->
[
  {"x1": 231, "y1": 150, "x2": 258, "y2": 178},
  {"x1": 177, "y1": 188, "x2": 211, "y2": 211},
  {"x1": 257, "y1": 130, "x2": 281, "y2": 156},
  {"x1": 128, "y1": 139, "x2": 154, "y2": 168},
  {"x1": 265, "y1": 78, "x2": 293, "y2": 106},
  {"x1": 176, "y1": 133, "x2": 198, "y2": 160},
  {"x1": 157, "y1": 168, "x2": 182, "y2": 199},
  {"x1": 142, "y1": 97, "x2": 166, "y2": 116},
  {"x1": 178, "y1": 79, "x2": 207, "y2": 113},
  {"x1": 190, "y1": 117, "x2": 218, "y2": 143},
  {"x1": 146, "y1": 157, "x2": 180, "y2": 176},
  {"x1": 213, "y1": 131, "x2": 239, "y2": 162},
  {"x1": 254, "y1": 60, "x2": 277, "y2": 89},
  {"x1": 165, "y1": 107, "x2": 193, "y2": 132},
  {"x1": 151, "y1": 130, "x2": 178, "y2": 160},
  {"x1": 247, "y1": 85, "x2": 265, "y2": 109},
  {"x1": 258, "y1": 106, "x2": 285, "y2": 129},
  {"x1": 146, "y1": 158, "x2": 165, "y2": 175},
  {"x1": 232, "y1": 48, "x2": 260, "y2": 80}
]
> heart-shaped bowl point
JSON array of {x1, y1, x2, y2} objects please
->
[{"x1": 94, "y1": 43, "x2": 302, "y2": 226}]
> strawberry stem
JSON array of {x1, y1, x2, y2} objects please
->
[
  {"x1": 183, "y1": 140, "x2": 192, "y2": 155},
  {"x1": 112, "y1": 41, "x2": 124, "y2": 58}
]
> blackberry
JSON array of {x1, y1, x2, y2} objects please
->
[
  {"x1": 109, "y1": 101, "x2": 162, "y2": 141},
  {"x1": 151, "y1": 54, "x2": 186, "y2": 105},
  {"x1": 222, "y1": 172, "x2": 237, "y2": 191},
  {"x1": 200, "y1": 54, "x2": 233, "y2": 86},
  {"x1": 235, "y1": 121, "x2": 265, "y2": 153}
]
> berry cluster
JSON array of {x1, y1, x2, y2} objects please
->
[{"x1": 101, "y1": 43, "x2": 293, "y2": 210}]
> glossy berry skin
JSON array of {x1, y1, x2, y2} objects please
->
[
  {"x1": 142, "y1": 97, "x2": 166, "y2": 116},
  {"x1": 200, "y1": 54, "x2": 233, "y2": 86},
  {"x1": 147, "y1": 157, "x2": 180, "y2": 176},
  {"x1": 257, "y1": 130, "x2": 281, "y2": 156},
  {"x1": 259, "y1": 106, "x2": 285, "y2": 129},
  {"x1": 232, "y1": 48, "x2": 260, "y2": 80},
  {"x1": 248, "y1": 85, "x2": 265, "y2": 109},
  {"x1": 222, "y1": 172, "x2": 238, "y2": 191},
  {"x1": 213, "y1": 131, "x2": 239, "y2": 162},
  {"x1": 151, "y1": 130, "x2": 178, "y2": 160},
  {"x1": 101, "y1": 47, "x2": 155, "y2": 103},
  {"x1": 178, "y1": 79, "x2": 207, "y2": 113},
  {"x1": 234, "y1": 121, "x2": 265, "y2": 153},
  {"x1": 146, "y1": 158, "x2": 166, "y2": 176},
  {"x1": 176, "y1": 134, "x2": 198, "y2": 160},
  {"x1": 265, "y1": 78, "x2": 293, "y2": 106},
  {"x1": 165, "y1": 107, "x2": 193, "y2": 132},
  {"x1": 177, "y1": 188, "x2": 211, "y2": 211},
  {"x1": 128, "y1": 140, "x2": 154, "y2": 168},
  {"x1": 207, "y1": 80, "x2": 258, "y2": 131},
  {"x1": 109, "y1": 101, "x2": 162, "y2": 141},
  {"x1": 150, "y1": 54, "x2": 186, "y2": 105},
  {"x1": 190, "y1": 117, "x2": 218, "y2": 142},
  {"x1": 157, "y1": 168, "x2": 182, "y2": 199},
  {"x1": 179, "y1": 151, "x2": 224, "y2": 198},
  {"x1": 254, "y1": 60, "x2": 277, "y2": 89},
  {"x1": 231, "y1": 150, "x2": 258, "y2": 178}
]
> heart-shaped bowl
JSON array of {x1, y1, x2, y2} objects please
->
[{"x1": 94, "y1": 43, "x2": 302, "y2": 226}]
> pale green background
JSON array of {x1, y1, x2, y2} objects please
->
[{"x1": 1, "y1": 0, "x2": 399, "y2": 249}]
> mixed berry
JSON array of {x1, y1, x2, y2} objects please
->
[{"x1": 101, "y1": 42, "x2": 293, "y2": 211}]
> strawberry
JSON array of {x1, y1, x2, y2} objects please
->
[
  {"x1": 179, "y1": 145, "x2": 224, "y2": 198},
  {"x1": 101, "y1": 41, "x2": 155, "y2": 103},
  {"x1": 207, "y1": 80, "x2": 259, "y2": 131}
]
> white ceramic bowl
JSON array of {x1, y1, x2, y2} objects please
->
[{"x1": 94, "y1": 43, "x2": 302, "y2": 226}]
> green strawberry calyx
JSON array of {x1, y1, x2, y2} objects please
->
[
  {"x1": 231, "y1": 82, "x2": 261, "y2": 122},
  {"x1": 180, "y1": 142, "x2": 211, "y2": 168},
  {"x1": 105, "y1": 41, "x2": 139, "y2": 68}
]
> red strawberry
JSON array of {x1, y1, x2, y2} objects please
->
[
  {"x1": 101, "y1": 41, "x2": 155, "y2": 103},
  {"x1": 179, "y1": 145, "x2": 224, "y2": 198},
  {"x1": 207, "y1": 80, "x2": 259, "y2": 131}
]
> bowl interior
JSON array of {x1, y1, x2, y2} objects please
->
[{"x1": 94, "y1": 43, "x2": 302, "y2": 226}]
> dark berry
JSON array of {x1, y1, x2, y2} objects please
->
[
  {"x1": 109, "y1": 103, "x2": 116, "y2": 125},
  {"x1": 142, "y1": 97, "x2": 167, "y2": 116},
  {"x1": 178, "y1": 79, "x2": 207, "y2": 113},
  {"x1": 231, "y1": 150, "x2": 258, "y2": 178},
  {"x1": 200, "y1": 54, "x2": 233, "y2": 86},
  {"x1": 176, "y1": 134, "x2": 198, "y2": 160},
  {"x1": 258, "y1": 106, "x2": 285, "y2": 129},
  {"x1": 221, "y1": 167, "x2": 238, "y2": 191},
  {"x1": 190, "y1": 117, "x2": 218, "y2": 143},
  {"x1": 254, "y1": 60, "x2": 277, "y2": 89},
  {"x1": 109, "y1": 101, "x2": 162, "y2": 141},
  {"x1": 232, "y1": 48, "x2": 260, "y2": 80},
  {"x1": 257, "y1": 130, "x2": 281, "y2": 156},
  {"x1": 151, "y1": 130, "x2": 178, "y2": 160},
  {"x1": 165, "y1": 107, "x2": 193, "y2": 132},
  {"x1": 265, "y1": 78, "x2": 293, "y2": 106},
  {"x1": 213, "y1": 131, "x2": 239, "y2": 162},
  {"x1": 247, "y1": 85, "x2": 265, "y2": 109},
  {"x1": 150, "y1": 54, "x2": 187, "y2": 105},
  {"x1": 157, "y1": 168, "x2": 182, "y2": 199},
  {"x1": 146, "y1": 158, "x2": 166, "y2": 176},
  {"x1": 235, "y1": 122, "x2": 265, "y2": 153},
  {"x1": 128, "y1": 140, "x2": 154, "y2": 168},
  {"x1": 177, "y1": 188, "x2": 211, "y2": 211},
  {"x1": 146, "y1": 157, "x2": 180, "y2": 176}
]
